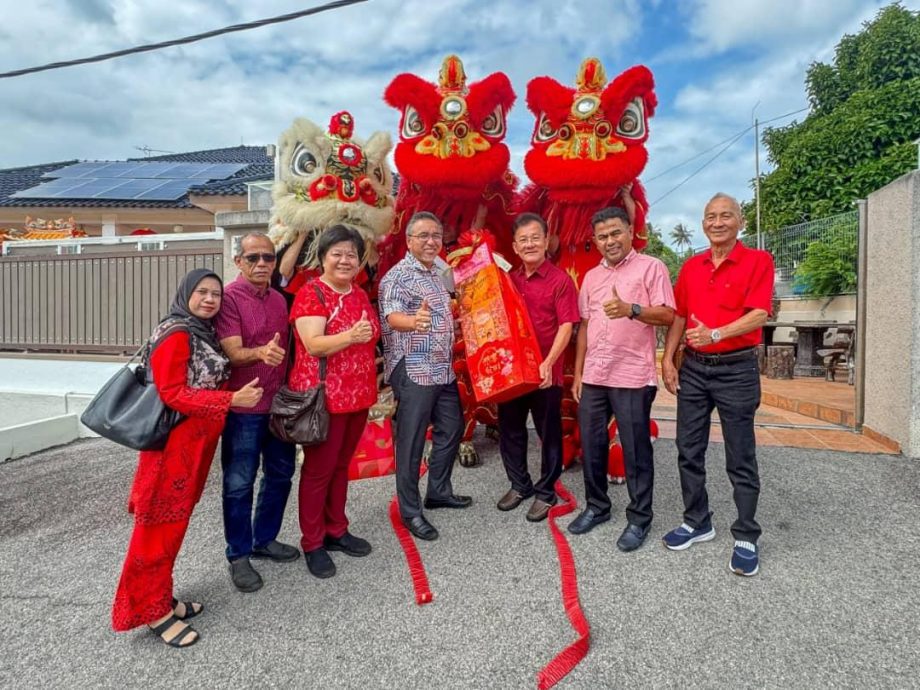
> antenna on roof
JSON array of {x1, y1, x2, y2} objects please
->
[{"x1": 134, "y1": 145, "x2": 176, "y2": 157}]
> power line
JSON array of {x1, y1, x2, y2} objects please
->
[
  {"x1": 645, "y1": 106, "x2": 808, "y2": 183},
  {"x1": 0, "y1": 0, "x2": 369, "y2": 80},
  {"x1": 645, "y1": 125, "x2": 753, "y2": 182},
  {"x1": 648, "y1": 106, "x2": 810, "y2": 205},
  {"x1": 650, "y1": 128, "x2": 749, "y2": 205}
]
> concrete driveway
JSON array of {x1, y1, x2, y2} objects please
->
[{"x1": 1, "y1": 434, "x2": 917, "y2": 689}]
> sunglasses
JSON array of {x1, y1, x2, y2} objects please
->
[{"x1": 242, "y1": 253, "x2": 277, "y2": 264}]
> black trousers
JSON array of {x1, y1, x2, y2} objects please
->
[
  {"x1": 578, "y1": 383, "x2": 657, "y2": 527},
  {"x1": 390, "y1": 358, "x2": 463, "y2": 519},
  {"x1": 497, "y1": 385, "x2": 563, "y2": 503},
  {"x1": 676, "y1": 352, "x2": 762, "y2": 542}
]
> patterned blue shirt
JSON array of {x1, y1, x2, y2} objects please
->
[{"x1": 379, "y1": 253, "x2": 455, "y2": 386}]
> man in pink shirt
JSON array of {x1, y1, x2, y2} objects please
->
[{"x1": 570, "y1": 207, "x2": 675, "y2": 552}]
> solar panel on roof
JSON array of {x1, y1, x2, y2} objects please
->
[{"x1": 16, "y1": 161, "x2": 249, "y2": 200}]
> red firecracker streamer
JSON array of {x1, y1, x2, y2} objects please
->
[
  {"x1": 536, "y1": 480, "x2": 591, "y2": 689},
  {"x1": 388, "y1": 496, "x2": 434, "y2": 605}
]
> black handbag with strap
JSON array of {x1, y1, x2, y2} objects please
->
[
  {"x1": 80, "y1": 345, "x2": 183, "y2": 451},
  {"x1": 268, "y1": 282, "x2": 330, "y2": 445}
]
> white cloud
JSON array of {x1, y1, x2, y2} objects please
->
[{"x1": 1, "y1": 0, "x2": 916, "y2": 247}]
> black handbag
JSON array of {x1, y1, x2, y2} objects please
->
[
  {"x1": 268, "y1": 282, "x2": 330, "y2": 445},
  {"x1": 80, "y1": 346, "x2": 183, "y2": 451}
]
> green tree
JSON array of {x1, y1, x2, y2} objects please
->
[
  {"x1": 794, "y1": 229, "x2": 858, "y2": 296},
  {"x1": 642, "y1": 223, "x2": 683, "y2": 283},
  {"x1": 751, "y1": 3, "x2": 920, "y2": 233},
  {"x1": 669, "y1": 222, "x2": 694, "y2": 254}
]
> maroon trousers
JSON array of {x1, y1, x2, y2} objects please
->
[{"x1": 298, "y1": 409, "x2": 368, "y2": 552}]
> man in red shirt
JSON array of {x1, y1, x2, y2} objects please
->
[
  {"x1": 496, "y1": 213, "x2": 580, "y2": 522},
  {"x1": 661, "y1": 193, "x2": 775, "y2": 577}
]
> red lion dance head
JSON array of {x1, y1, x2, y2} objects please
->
[
  {"x1": 520, "y1": 58, "x2": 657, "y2": 283},
  {"x1": 378, "y1": 54, "x2": 517, "y2": 273}
]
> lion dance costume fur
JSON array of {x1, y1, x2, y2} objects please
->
[
  {"x1": 518, "y1": 57, "x2": 658, "y2": 474},
  {"x1": 268, "y1": 111, "x2": 395, "y2": 277},
  {"x1": 381, "y1": 55, "x2": 518, "y2": 466}
]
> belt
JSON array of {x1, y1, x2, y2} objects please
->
[{"x1": 685, "y1": 346, "x2": 756, "y2": 365}]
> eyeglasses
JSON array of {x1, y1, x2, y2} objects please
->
[
  {"x1": 242, "y1": 253, "x2": 277, "y2": 264},
  {"x1": 409, "y1": 233, "x2": 443, "y2": 243},
  {"x1": 514, "y1": 235, "x2": 544, "y2": 246}
]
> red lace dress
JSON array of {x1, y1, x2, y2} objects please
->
[{"x1": 111, "y1": 331, "x2": 233, "y2": 631}]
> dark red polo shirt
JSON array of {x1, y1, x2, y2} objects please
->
[
  {"x1": 510, "y1": 259, "x2": 580, "y2": 386},
  {"x1": 674, "y1": 240, "x2": 775, "y2": 353}
]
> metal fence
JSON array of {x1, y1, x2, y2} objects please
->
[
  {"x1": 0, "y1": 235, "x2": 222, "y2": 354},
  {"x1": 763, "y1": 210, "x2": 858, "y2": 297}
]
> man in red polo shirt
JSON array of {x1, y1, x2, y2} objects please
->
[
  {"x1": 496, "y1": 213, "x2": 580, "y2": 522},
  {"x1": 661, "y1": 193, "x2": 775, "y2": 577}
]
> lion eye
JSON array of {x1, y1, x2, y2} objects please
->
[
  {"x1": 402, "y1": 106, "x2": 425, "y2": 138},
  {"x1": 533, "y1": 114, "x2": 558, "y2": 143},
  {"x1": 480, "y1": 106, "x2": 505, "y2": 137},
  {"x1": 615, "y1": 99, "x2": 646, "y2": 140},
  {"x1": 291, "y1": 145, "x2": 317, "y2": 176}
]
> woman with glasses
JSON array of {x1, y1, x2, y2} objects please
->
[
  {"x1": 112, "y1": 268, "x2": 264, "y2": 647},
  {"x1": 287, "y1": 224, "x2": 380, "y2": 578}
]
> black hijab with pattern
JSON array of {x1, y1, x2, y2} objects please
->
[{"x1": 148, "y1": 268, "x2": 222, "y2": 353}]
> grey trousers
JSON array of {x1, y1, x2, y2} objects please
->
[{"x1": 389, "y1": 358, "x2": 463, "y2": 519}]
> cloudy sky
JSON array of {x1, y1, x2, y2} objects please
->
[{"x1": 0, "y1": 0, "x2": 910, "y2": 246}]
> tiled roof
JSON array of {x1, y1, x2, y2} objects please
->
[
  {"x1": 130, "y1": 145, "x2": 271, "y2": 165},
  {"x1": 188, "y1": 163, "x2": 274, "y2": 196},
  {"x1": 0, "y1": 146, "x2": 272, "y2": 209}
]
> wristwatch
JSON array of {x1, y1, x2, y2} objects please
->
[
  {"x1": 629, "y1": 303, "x2": 642, "y2": 320},
  {"x1": 711, "y1": 328, "x2": 722, "y2": 343}
]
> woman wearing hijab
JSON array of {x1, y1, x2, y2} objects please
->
[{"x1": 111, "y1": 268, "x2": 263, "y2": 648}]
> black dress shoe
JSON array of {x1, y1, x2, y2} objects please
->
[
  {"x1": 324, "y1": 532, "x2": 372, "y2": 557},
  {"x1": 305, "y1": 548, "x2": 336, "y2": 578},
  {"x1": 402, "y1": 515, "x2": 439, "y2": 541},
  {"x1": 229, "y1": 557, "x2": 263, "y2": 593},
  {"x1": 567, "y1": 507, "x2": 611, "y2": 535},
  {"x1": 616, "y1": 523, "x2": 650, "y2": 552},
  {"x1": 424, "y1": 494, "x2": 473, "y2": 509},
  {"x1": 252, "y1": 540, "x2": 300, "y2": 562}
]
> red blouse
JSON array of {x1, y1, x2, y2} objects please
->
[
  {"x1": 127, "y1": 331, "x2": 233, "y2": 525},
  {"x1": 288, "y1": 280, "x2": 380, "y2": 414}
]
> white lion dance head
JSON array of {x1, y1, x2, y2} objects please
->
[{"x1": 268, "y1": 110, "x2": 395, "y2": 267}]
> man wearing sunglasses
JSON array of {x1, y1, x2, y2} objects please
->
[{"x1": 215, "y1": 232, "x2": 299, "y2": 593}]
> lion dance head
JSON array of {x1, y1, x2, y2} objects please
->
[{"x1": 268, "y1": 111, "x2": 395, "y2": 269}]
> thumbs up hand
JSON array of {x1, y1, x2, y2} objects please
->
[
  {"x1": 349, "y1": 309, "x2": 374, "y2": 344},
  {"x1": 231, "y1": 377, "x2": 264, "y2": 408},
  {"x1": 603, "y1": 285, "x2": 629, "y2": 320},
  {"x1": 414, "y1": 298, "x2": 432, "y2": 333},
  {"x1": 259, "y1": 332, "x2": 286, "y2": 367},
  {"x1": 685, "y1": 313, "x2": 715, "y2": 348}
]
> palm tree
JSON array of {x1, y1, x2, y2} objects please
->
[{"x1": 670, "y1": 223, "x2": 693, "y2": 255}]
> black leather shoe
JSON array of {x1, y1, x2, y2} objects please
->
[
  {"x1": 424, "y1": 494, "x2": 473, "y2": 510},
  {"x1": 305, "y1": 548, "x2": 336, "y2": 578},
  {"x1": 324, "y1": 532, "x2": 372, "y2": 557},
  {"x1": 229, "y1": 557, "x2": 263, "y2": 593},
  {"x1": 616, "y1": 523, "x2": 650, "y2": 552},
  {"x1": 567, "y1": 507, "x2": 611, "y2": 535},
  {"x1": 252, "y1": 540, "x2": 300, "y2": 562},
  {"x1": 402, "y1": 515, "x2": 439, "y2": 541}
]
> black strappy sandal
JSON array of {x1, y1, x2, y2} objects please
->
[
  {"x1": 171, "y1": 598, "x2": 203, "y2": 621},
  {"x1": 149, "y1": 615, "x2": 200, "y2": 648}
]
